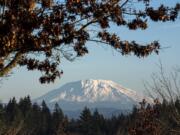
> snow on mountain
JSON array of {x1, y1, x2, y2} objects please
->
[{"x1": 34, "y1": 79, "x2": 152, "y2": 112}]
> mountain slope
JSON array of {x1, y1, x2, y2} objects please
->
[{"x1": 35, "y1": 79, "x2": 152, "y2": 112}]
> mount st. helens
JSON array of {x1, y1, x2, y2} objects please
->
[{"x1": 34, "y1": 79, "x2": 152, "y2": 117}]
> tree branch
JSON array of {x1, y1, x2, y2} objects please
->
[
  {"x1": 120, "y1": 0, "x2": 130, "y2": 8},
  {"x1": 0, "y1": 51, "x2": 23, "y2": 77},
  {"x1": 88, "y1": 39, "x2": 109, "y2": 45},
  {"x1": 79, "y1": 19, "x2": 97, "y2": 31}
]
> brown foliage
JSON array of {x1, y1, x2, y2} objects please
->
[
  {"x1": 0, "y1": 0, "x2": 179, "y2": 83},
  {"x1": 128, "y1": 99, "x2": 162, "y2": 135}
]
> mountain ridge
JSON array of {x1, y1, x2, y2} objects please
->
[{"x1": 34, "y1": 79, "x2": 152, "y2": 112}]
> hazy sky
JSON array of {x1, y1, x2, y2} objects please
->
[{"x1": 0, "y1": 1, "x2": 180, "y2": 102}]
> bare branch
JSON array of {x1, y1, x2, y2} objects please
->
[{"x1": 0, "y1": 51, "x2": 23, "y2": 77}]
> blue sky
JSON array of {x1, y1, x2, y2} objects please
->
[{"x1": 0, "y1": 1, "x2": 180, "y2": 102}]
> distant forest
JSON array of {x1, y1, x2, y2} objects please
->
[{"x1": 1, "y1": 96, "x2": 180, "y2": 135}]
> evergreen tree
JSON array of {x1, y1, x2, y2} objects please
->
[
  {"x1": 53, "y1": 103, "x2": 64, "y2": 121},
  {"x1": 40, "y1": 100, "x2": 52, "y2": 135},
  {"x1": 79, "y1": 107, "x2": 93, "y2": 135},
  {"x1": 52, "y1": 103, "x2": 65, "y2": 135},
  {"x1": 3, "y1": 97, "x2": 23, "y2": 135},
  {"x1": 92, "y1": 109, "x2": 104, "y2": 135},
  {"x1": 0, "y1": 102, "x2": 3, "y2": 115},
  {"x1": 55, "y1": 116, "x2": 69, "y2": 135},
  {"x1": 5, "y1": 97, "x2": 22, "y2": 123},
  {"x1": 175, "y1": 99, "x2": 180, "y2": 113},
  {"x1": 31, "y1": 103, "x2": 43, "y2": 135},
  {"x1": 0, "y1": 102, "x2": 5, "y2": 134},
  {"x1": 2, "y1": 96, "x2": 180, "y2": 135},
  {"x1": 18, "y1": 96, "x2": 32, "y2": 116}
]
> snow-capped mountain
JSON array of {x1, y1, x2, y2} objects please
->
[{"x1": 34, "y1": 79, "x2": 152, "y2": 113}]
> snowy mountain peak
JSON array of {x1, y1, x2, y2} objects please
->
[
  {"x1": 35, "y1": 79, "x2": 152, "y2": 111},
  {"x1": 34, "y1": 79, "x2": 152, "y2": 118}
]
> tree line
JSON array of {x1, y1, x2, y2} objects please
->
[{"x1": 1, "y1": 96, "x2": 180, "y2": 135}]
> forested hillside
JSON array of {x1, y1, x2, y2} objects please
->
[{"x1": 1, "y1": 96, "x2": 180, "y2": 135}]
